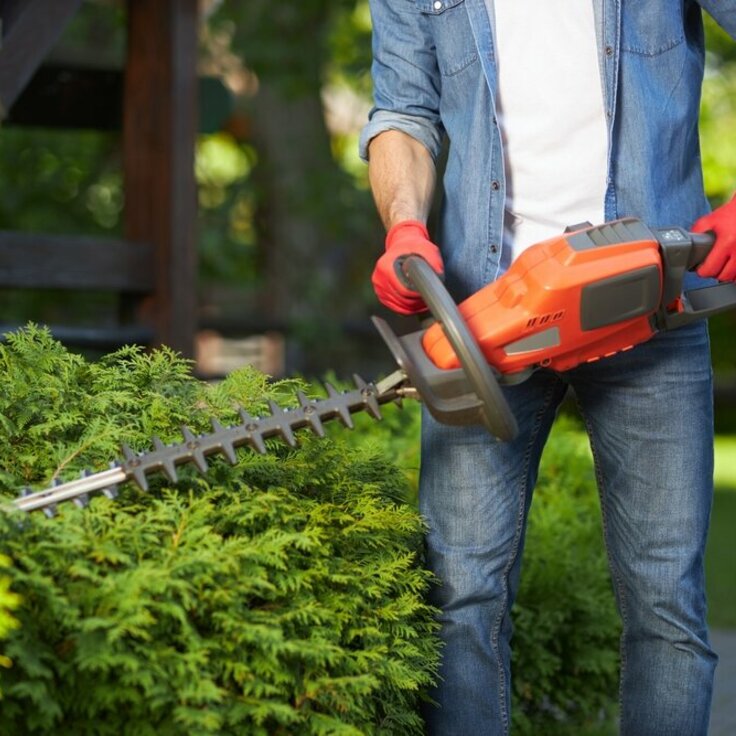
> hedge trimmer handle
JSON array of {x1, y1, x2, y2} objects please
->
[
  {"x1": 687, "y1": 230, "x2": 716, "y2": 270},
  {"x1": 657, "y1": 227, "x2": 736, "y2": 329}
]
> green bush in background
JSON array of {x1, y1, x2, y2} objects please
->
[{"x1": 0, "y1": 327, "x2": 438, "y2": 735}]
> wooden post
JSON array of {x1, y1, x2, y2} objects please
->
[{"x1": 123, "y1": 0, "x2": 199, "y2": 357}]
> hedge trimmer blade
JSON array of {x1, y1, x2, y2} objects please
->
[{"x1": 10, "y1": 372, "x2": 411, "y2": 516}]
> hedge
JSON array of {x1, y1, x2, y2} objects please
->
[{"x1": 0, "y1": 326, "x2": 439, "y2": 735}]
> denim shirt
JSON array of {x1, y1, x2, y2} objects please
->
[{"x1": 360, "y1": 0, "x2": 736, "y2": 301}]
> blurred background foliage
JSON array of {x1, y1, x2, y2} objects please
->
[{"x1": 0, "y1": 1, "x2": 733, "y2": 412}]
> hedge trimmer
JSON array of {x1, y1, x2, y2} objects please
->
[{"x1": 10, "y1": 218, "x2": 736, "y2": 516}]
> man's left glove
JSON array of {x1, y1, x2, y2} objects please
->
[
  {"x1": 372, "y1": 220, "x2": 444, "y2": 314},
  {"x1": 692, "y1": 193, "x2": 736, "y2": 281}
]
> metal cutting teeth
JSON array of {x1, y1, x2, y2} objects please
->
[{"x1": 8, "y1": 375, "x2": 405, "y2": 515}]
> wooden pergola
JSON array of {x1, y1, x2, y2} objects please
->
[{"x1": 0, "y1": 0, "x2": 199, "y2": 357}]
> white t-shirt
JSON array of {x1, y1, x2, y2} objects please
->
[{"x1": 489, "y1": 0, "x2": 609, "y2": 263}]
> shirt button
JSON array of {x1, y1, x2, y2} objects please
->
[
  {"x1": 434, "y1": 0, "x2": 443, "y2": 9},
  {"x1": 605, "y1": 45, "x2": 613, "y2": 57},
  {"x1": 491, "y1": 180, "x2": 500, "y2": 191},
  {"x1": 490, "y1": 244, "x2": 499, "y2": 254}
]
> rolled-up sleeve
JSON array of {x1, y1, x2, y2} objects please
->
[
  {"x1": 359, "y1": 0, "x2": 445, "y2": 162},
  {"x1": 696, "y1": 1, "x2": 736, "y2": 38}
]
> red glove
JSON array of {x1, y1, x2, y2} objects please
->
[
  {"x1": 692, "y1": 193, "x2": 736, "y2": 281},
  {"x1": 371, "y1": 220, "x2": 444, "y2": 314}
]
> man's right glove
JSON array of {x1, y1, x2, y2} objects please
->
[
  {"x1": 692, "y1": 193, "x2": 736, "y2": 282},
  {"x1": 371, "y1": 220, "x2": 444, "y2": 315}
]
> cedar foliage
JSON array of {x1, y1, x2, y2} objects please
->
[{"x1": 0, "y1": 326, "x2": 439, "y2": 735}]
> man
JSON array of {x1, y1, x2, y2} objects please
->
[{"x1": 359, "y1": 1, "x2": 736, "y2": 734}]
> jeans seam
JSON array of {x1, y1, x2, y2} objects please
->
[
  {"x1": 491, "y1": 380, "x2": 559, "y2": 734},
  {"x1": 575, "y1": 399, "x2": 629, "y2": 721}
]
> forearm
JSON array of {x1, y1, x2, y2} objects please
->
[{"x1": 367, "y1": 130, "x2": 437, "y2": 230}]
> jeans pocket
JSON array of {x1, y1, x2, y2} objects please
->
[{"x1": 415, "y1": 0, "x2": 478, "y2": 76}]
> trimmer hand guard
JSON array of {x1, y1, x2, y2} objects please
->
[
  {"x1": 374, "y1": 255, "x2": 519, "y2": 441},
  {"x1": 372, "y1": 317, "x2": 514, "y2": 436}
]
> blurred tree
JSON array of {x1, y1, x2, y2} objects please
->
[{"x1": 203, "y1": 0, "x2": 380, "y2": 346}]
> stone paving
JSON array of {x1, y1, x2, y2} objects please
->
[{"x1": 711, "y1": 629, "x2": 736, "y2": 736}]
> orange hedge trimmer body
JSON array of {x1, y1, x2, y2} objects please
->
[{"x1": 424, "y1": 220, "x2": 663, "y2": 374}]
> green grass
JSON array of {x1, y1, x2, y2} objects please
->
[
  {"x1": 578, "y1": 718, "x2": 618, "y2": 736},
  {"x1": 706, "y1": 435, "x2": 736, "y2": 629},
  {"x1": 714, "y1": 435, "x2": 736, "y2": 489}
]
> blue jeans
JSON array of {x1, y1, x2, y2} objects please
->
[{"x1": 419, "y1": 321, "x2": 718, "y2": 735}]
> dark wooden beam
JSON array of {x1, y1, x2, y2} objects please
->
[
  {"x1": 4, "y1": 64, "x2": 231, "y2": 133},
  {"x1": 123, "y1": 0, "x2": 199, "y2": 358},
  {"x1": 0, "y1": 232, "x2": 154, "y2": 291},
  {"x1": 0, "y1": 0, "x2": 83, "y2": 117},
  {"x1": 6, "y1": 65, "x2": 122, "y2": 131},
  {"x1": 0, "y1": 323, "x2": 155, "y2": 350},
  {"x1": 0, "y1": 0, "x2": 26, "y2": 36}
]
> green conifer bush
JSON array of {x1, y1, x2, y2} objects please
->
[{"x1": 0, "y1": 326, "x2": 439, "y2": 735}]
